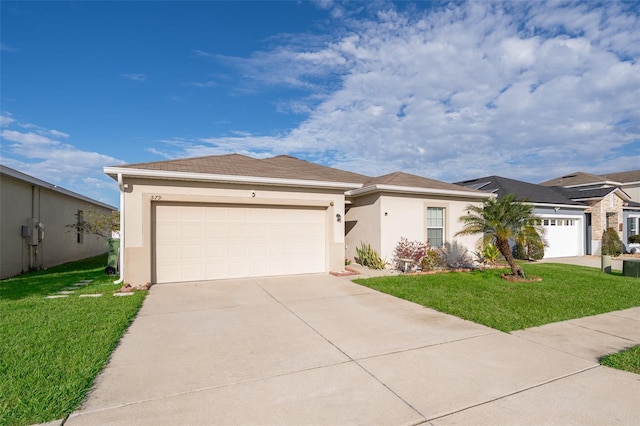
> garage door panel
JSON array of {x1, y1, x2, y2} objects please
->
[
  {"x1": 154, "y1": 204, "x2": 326, "y2": 283},
  {"x1": 541, "y1": 217, "x2": 582, "y2": 258}
]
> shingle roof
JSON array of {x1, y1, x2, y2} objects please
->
[
  {"x1": 540, "y1": 170, "x2": 640, "y2": 186},
  {"x1": 539, "y1": 171, "x2": 607, "y2": 187},
  {"x1": 116, "y1": 154, "x2": 366, "y2": 184},
  {"x1": 365, "y1": 172, "x2": 482, "y2": 193},
  {"x1": 455, "y1": 175, "x2": 582, "y2": 205},
  {"x1": 558, "y1": 186, "x2": 618, "y2": 200},
  {"x1": 601, "y1": 170, "x2": 640, "y2": 183},
  {"x1": 261, "y1": 155, "x2": 369, "y2": 183}
]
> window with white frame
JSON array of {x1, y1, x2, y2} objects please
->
[{"x1": 427, "y1": 207, "x2": 445, "y2": 248}]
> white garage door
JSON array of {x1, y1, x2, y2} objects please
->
[
  {"x1": 153, "y1": 203, "x2": 326, "y2": 283},
  {"x1": 541, "y1": 217, "x2": 582, "y2": 258}
]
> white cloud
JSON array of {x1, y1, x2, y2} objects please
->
[
  {"x1": 172, "y1": 1, "x2": 640, "y2": 183},
  {"x1": 0, "y1": 113, "x2": 15, "y2": 127},
  {"x1": 0, "y1": 114, "x2": 124, "y2": 206},
  {"x1": 121, "y1": 73, "x2": 147, "y2": 81}
]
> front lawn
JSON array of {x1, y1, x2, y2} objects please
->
[
  {"x1": 601, "y1": 345, "x2": 640, "y2": 375},
  {"x1": 354, "y1": 263, "x2": 640, "y2": 332},
  {"x1": 0, "y1": 255, "x2": 146, "y2": 426}
]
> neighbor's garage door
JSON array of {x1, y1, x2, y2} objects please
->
[
  {"x1": 542, "y1": 217, "x2": 582, "y2": 258},
  {"x1": 153, "y1": 203, "x2": 326, "y2": 283}
]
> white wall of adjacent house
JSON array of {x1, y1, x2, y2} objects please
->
[{"x1": 536, "y1": 210, "x2": 585, "y2": 258}]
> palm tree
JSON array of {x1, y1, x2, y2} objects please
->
[{"x1": 456, "y1": 194, "x2": 543, "y2": 278}]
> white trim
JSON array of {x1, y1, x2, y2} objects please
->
[
  {"x1": 529, "y1": 202, "x2": 588, "y2": 210},
  {"x1": 114, "y1": 173, "x2": 125, "y2": 285},
  {"x1": 104, "y1": 166, "x2": 362, "y2": 190},
  {"x1": 1, "y1": 164, "x2": 117, "y2": 210},
  {"x1": 562, "y1": 180, "x2": 622, "y2": 188},
  {"x1": 346, "y1": 184, "x2": 492, "y2": 199}
]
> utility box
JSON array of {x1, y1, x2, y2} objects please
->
[
  {"x1": 622, "y1": 259, "x2": 640, "y2": 278},
  {"x1": 106, "y1": 238, "x2": 120, "y2": 275}
]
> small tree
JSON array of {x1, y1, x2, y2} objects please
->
[
  {"x1": 601, "y1": 227, "x2": 622, "y2": 256},
  {"x1": 67, "y1": 208, "x2": 119, "y2": 239},
  {"x1": 456, "y1": 194, "x2": 544, "y2": 278}
]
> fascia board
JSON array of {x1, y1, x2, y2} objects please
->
[
  {"x1": 2, "y1": 165, "x2": 117, "y2": 211},
  {"x1": 529, "y1": 202, "x2": 588, "y2": 210},
  {"x1": 345, "y1": 184, "x2": 493, "y2": 199},
  {"x1": 103, "y1": 166, "x2": 363, "y2": 191},
  {"x1": 565, "y1": 180, "x2": 622, "y2": 188}
]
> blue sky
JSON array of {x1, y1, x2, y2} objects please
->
[{"x1": 2, "y1": 1, "x2": 639, "y2": 208}]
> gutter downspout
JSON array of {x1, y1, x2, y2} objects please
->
[{"x1": 114, "y1": 173, "x2": 125, "y2": 284}]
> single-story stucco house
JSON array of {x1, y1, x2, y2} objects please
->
[
  {"x1": 0, "y1": 165, "x2": 117, "y2": 279},
  {"x1": 105, "y1": 154, "x2": 489, "y2": 285}
]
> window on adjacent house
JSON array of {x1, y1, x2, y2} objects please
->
[
  {"x1": 427, "y1": 207, "x2": 445, "y2": 248},
  {"x1": 629, "y1": 217, "x2": 638, "y2": 236},
  {"x1": 77, "y1": 210, "x2": 84, "y2": 244}
]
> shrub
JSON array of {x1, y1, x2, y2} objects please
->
[
  {"x1": 421, "y1": 249, "x2": 441, "y2": 271},
  {"x1": 629, "y1": 234, "x2": 640, "y2": 244},
  {"x1": 392, "y1": 237, "x2": 426, "y2": 271},
  {"x1": 602, "y1": 228, "x2": 623, "y2": 256},
  {"x1": 513, "y1": 238, "x2": 545, "y2": 261},
  {"x1": 481, "y1": 243, "x2": 500, "y2": 265},
  {"x1": 438, "y1": 240, "x2": 471, "y2": 269},
  {"x1": 355, "y1": 242, "x2": 387, "y2": 270}
]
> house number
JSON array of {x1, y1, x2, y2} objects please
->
[{"x1": 151, "y1": 195, "x2": 162, "y2": 200}]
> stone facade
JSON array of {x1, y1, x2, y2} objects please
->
[{"x1": 587, "y1": 192, "x2": 625, "y2": 253}]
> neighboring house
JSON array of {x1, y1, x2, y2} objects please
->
[
  {"x1": 541, "y1": 171, "x2": 640, "y2": 254},
  {"x1": 104, "y1": 154, "x2": 489, "y2": 285},
  {"x1": 454, "y1": 176, "x2": 587, "y2": 258},
  {"x1": 0, "y1": 165, "x2": 117, "y2": 279}
]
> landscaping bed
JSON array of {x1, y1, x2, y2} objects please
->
[{"x1": 0, "y1": 255, "x2": 146, "y2": 426}]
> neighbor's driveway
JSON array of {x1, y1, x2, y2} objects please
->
[{"x1": 67, "y1": 274, "x2": 639, "y2": 425}]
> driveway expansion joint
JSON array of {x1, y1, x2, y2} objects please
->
[{"x1": 425, "y1": 364, "x2": 602, "y2": 423}]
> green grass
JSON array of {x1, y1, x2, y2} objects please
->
[
  {"x1": 0, "y1": 255, "x2": 146, "y2": 426},
  {"x1": 601, "y1": 345, "x2": 640, "y2": 375},
  {"x1": 354, "y1": 263, "x2": 640, "y2": 332}
]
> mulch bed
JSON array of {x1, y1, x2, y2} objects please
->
[{"x1": 501, "y1": 273, "x2": 542, "y2": 282}]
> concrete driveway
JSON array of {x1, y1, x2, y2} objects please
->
[{"x1": 67, "y1": 274, "x2": 640, "y2": 425}]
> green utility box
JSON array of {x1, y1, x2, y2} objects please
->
[
  {"x1": 106, "y1": 238, "x2": 120, "y2": 275},
  {"x1": 622, "y1": 259, "x2": 640, "y2": 278}
]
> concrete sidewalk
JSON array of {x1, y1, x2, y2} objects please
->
[
  {"x1": 65, "y1": 274, "x2": 640, "y2": 425},
  {"x1": 538, "y1": 255, "x2": 624, "y2": 270}
]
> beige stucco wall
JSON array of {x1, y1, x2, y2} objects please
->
[
  {"x1": 345, "y1": 193, "x2": 381, "y2": 261},
  {"x1": 1, "y1": 174, "x2": 111, "y2": 279},
  {"x1": 622, "y1": 183, "x2": 640, "y2": 202},
  {"x1": 345, "y1": 192, "x2": 484, "y2": 265},
  {"x1": 120, "y1": 177, "x2": 347, "y2": 285}
]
